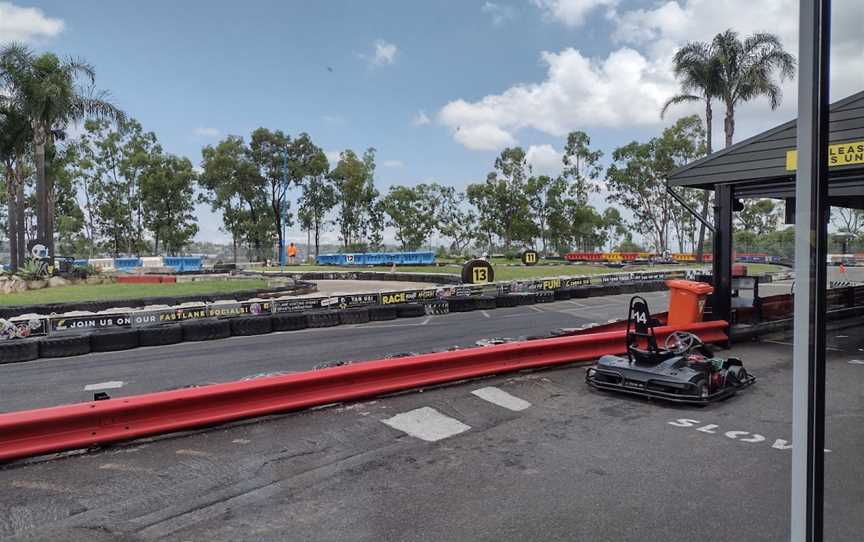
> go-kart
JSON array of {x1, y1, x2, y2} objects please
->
[{"x1": 585, "y1": 296, "x2": 755, "y2": 404}]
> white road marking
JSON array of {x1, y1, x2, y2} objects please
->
[
  {"x1": 84, "y1": 381, "x2": 124, "y2": 391},
  {"x1": 849, "y1": 360, "x2": 864, "y2": 365},
  {"x1": 232, "y1": 439, "x2": 251, "y2": 444},
  {"x1": 471, "y1": 386, "x2": 531, "y2": 411},
  {"x1": 421, "y1": 317, "x2": 430, "y2": 325},
  {"x1": 99, "y1": 462, "x2": 155, "y2": 474},
  {"x1": 381, "y1": 407, "x2": 471, "y2": 442},
  {"x1": 529, "y1": 305, "x2": 545, "y2": 313},
  {"x1": 836, "y1": 335, "x2": 848, "y2": 338},
  {"x1": 481, "y1": 310, "x2": 490, "y2": 318},
  {"x1": 175, "y1": 449, "x2": 214, "y2": 458},
  {"x1": 669, "y1": 419, "x2": 832, "y2": 452}
]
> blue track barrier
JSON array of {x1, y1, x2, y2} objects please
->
[
  {"x1": 164, "y1": 256, "x2": 204, "y2": 272},
  {"x1": 114, "y1": 257, "x2": 142, "y2": 271},
  {"x1": 315, "y1": 251, "x2": 436, "y2": 266}
]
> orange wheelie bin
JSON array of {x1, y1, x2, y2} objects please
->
[{"x1": 665, "y1": 280, "x2": 714, "y2": 325}]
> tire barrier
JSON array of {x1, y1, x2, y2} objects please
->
[
  {"x1": 230, "y1": 316, "x2": 274, "y2": 336},
  {"x1": 447, "y1": 297, "x2": 477, "y2": 313},
  {"x1": 395, "y1": 303, "x2": 426, "y2": 318},
  {"x1": 535, "y1": 290, "x2": 556, "y2": 303},
  {"x1": 339, "y1": 308, "x2": 371, "y2": 325},
  {"x1": 553, "y1": 288, "x2": 572, "y2": 301},
  {"x1": 475, "y1": 295, "x2": 497, "y2": 310},
  {"x1": 0, "y1": 340, "x2": 39, "y2": 364},
  {"x1": 367, "y1": 305, "x2": 398, "y2": 321},
  {"x1": 38, "y1": 335, "x2": 91, "y2": 358},
  {"x1": 0, "y1": 319, "x2": 729, "y2": 462},
  {"x1": 138, "y1": 325, "x2": 183, "y2": 347},
  {"x1": 512, "y1": 293, "x2": 537, "y2": 306},
  {"x1": 182, "y1": 319, "x2": 232, "y2": 342},
  {"x1": 271, "y1": 313, "x2": 309, "y2": 332},
  {"x1": 424, "y1": 300, "x2": 450, "y2": 315},
  {"x1": 307, "y1": 310, "x2": 341, "y2": 328},
  {"x1": 90, "y1": 329, "x2": 140, "y2": 353}
]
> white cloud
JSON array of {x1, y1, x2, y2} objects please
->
[
  {"x1": 381, "y1": 159, "x2": 404, "y2": 168},
  {"x1": 526, "y1": 144, "x2": 563, "y2": 176},
  {"x1": 531, "y1": 0, "x2": 617, "y2": 27},
  {"x1": 482, "y1": 2, "x2": 516, "y2": 26},
  {"x1": 192, "y1": 127, "x2": 220, "y2": 138},
  {"x1": 412, "y1": 110, "x2": 431, "y2": 126},
  {"x1": 0, "y1": 2, "x2": 64, "y2": 42},
  {"x1": 439, "y1": 47, "x2": 676, "y2": 149},
  {"x1": 441, "y1": 0, "x2": 863, "y2": 151},
  {"x1": 372, "y1": 39, "x2": 398, "y2": 65}
]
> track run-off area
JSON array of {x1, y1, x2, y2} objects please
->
[{"x1": 0, "y1": 289, "x2": 861, "y2": 541}]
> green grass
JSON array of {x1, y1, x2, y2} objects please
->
[
  {"x1": 741, "y1": 263, "x2": 786, "y2": 275},
  {"x1": 253, "y1": 262, "x2": 722, "y2": 282},
  {"x1": 0, "y1": 279, "x2": 267, "y2": 306}
]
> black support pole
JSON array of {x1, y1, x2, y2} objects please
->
[
  {"x1": 712, "y1": 184, "x2": 733, "y2": 324},
  {"x1": 792, "y1": 0, "x2": 831, "y2": 540}
]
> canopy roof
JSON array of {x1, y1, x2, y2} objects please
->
[{"x1": 668, "y1": 90, "x2": 864, "y2": 204}]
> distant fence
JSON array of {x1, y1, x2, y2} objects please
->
[
  {"x1": 62, "y1": 256, "x2": 204, "y2": 273},
  {"x1": 316, "y1": 251, "x2": 435, "y2": 266}
]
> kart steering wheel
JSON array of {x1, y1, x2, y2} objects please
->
[{"x1": 664, "y1": 331, "x2": 699, "y2": 354}]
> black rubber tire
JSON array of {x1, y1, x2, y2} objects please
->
[
  {"x1": 90, "y1": 328, "x2": 140, "y2": 352},
  {"x1": 448, "y1": 297, "x2": 477, "y2": 312},
  {"x1": 0, "y1": 339, "x2": 40, "y2": 364},
  {"x1": 138, "y1": 325, "x2": 184, "y2": 346},
  {"x1": 230, "y1": 316, "x2": 274, "y2": 336},
  {"x1": 568, "y1": 287, "x2": 590, "y2": 299},
  {"x1": 38, "y1": 335, "x2": 91, "y2": 358},
  {"x1": 553, "y1": 288, "x2": 572, "y2": 301},
  {"x1": 272, "y1": 313, "x2": 309, "y2": 331},
  {"x1": 513, "y1": 293, "x2": 537, "y2": 306},
  {"x1": 307, "y1": 310, "x2": 341, "y2": 328},
  {"x1": 535, "y1": 290, "x2": 556, "y2": 303},
  {"x1": 495, "y1": 295, "x2": 519, "y2": 308},
  {"x1": 339, "y1": 307, "x2": 371, "y2": 325},
  {"x1": 142, "y1": 296, "x2": 177, "y2": 307},
  {"x1": 182, "y1": 319, "x2": 232, "y2": 341},
  {"x1": 475, "y1": 295, "x2": 497, "y2": 310},
  {"x1": 367, "y1": 305, "x2": 398, "y2": 321},
  {"x1": 424, "y1": 300, "x2": 450, "y2": 315},
  {"x1": 396, "y1": 303, "x2": 427, "y2": 318}
]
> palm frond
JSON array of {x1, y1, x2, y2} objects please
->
[{"x1": 660, "y1": 94, "x2": 700, "y2": 118}]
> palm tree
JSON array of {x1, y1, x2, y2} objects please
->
[
  {"x1": 712, "y1": 30, "x2": 796, "y2": 147},
  {"x1": 0, "y1": 106, "x2": 30, "y2": 271},
  {"x1": 0, "y1": 43, "x2": 125, "y2": 259},
  {"x1": 662, "y1": 40, "x2": 720, "y2": 262}
]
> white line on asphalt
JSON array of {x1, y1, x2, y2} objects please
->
[
  {"x1": 421, "y1": 317, "x2": 431, "y2": 325},
  {"x1": 849, "y1": 360, "x2": 864, "y2": 365},
  {"x1": 529, "y1": 305, "x2": 545, "y2": 313},
  {"x1": 381, "y1": 407, "x2": 471, "y2": 442},
  {"x1": 471, "y1": 386, "x2": 531, "y2": 411},
  {"x1": 83, "y1": 381, "x2": 125, "y2": 391},
  {"x1": 481, "y1": 310, "x2": 490, "y2": 318}
]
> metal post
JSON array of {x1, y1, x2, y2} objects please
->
[
  {"x1": 712, "y1": 184, "x2": 733, "y2": 323},
  {"x1": 279, "y1": 152, "x2": 288, "y2": 268},
  {"x1": 792, "y1": 0, "x2": 831, "y2": 540}
]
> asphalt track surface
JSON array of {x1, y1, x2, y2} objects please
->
[
  {"x1": 0, "y1": 291, "x2": 668, "y2": 412},
  {"x1": 0, "y1": 292, "x2": 862, "y2": 541}
]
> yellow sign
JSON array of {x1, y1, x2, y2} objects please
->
[
  {"x1": 472, "y1": 267, "x2": 489, "y2": 283},
  {"x1": 786, "y1": 140, "x2": 864, "y2": 170}
]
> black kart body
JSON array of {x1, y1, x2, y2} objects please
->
[{"x1": 586, "y1": 296, "x2": 755, "y2": 404}]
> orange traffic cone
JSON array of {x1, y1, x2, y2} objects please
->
[{"x1": 840, "y1": 263, "x2": 846, "y2": 273}]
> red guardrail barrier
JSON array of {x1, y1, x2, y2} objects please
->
[{"x1": 0, "y1": 320, "x2": 727, "y2": 462}]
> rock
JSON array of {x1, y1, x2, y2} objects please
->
[
  {"x1": 86, "y1": 276, "x2": 102, "y2": 285},
  {"x1": 48, "y1": 276, "x2": 70, "y2": 288},
  {"x1": 27, "y1": 280, "x2": 47, "y2": 290}
]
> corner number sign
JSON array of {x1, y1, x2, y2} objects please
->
[
  {"x1": 461, "y1": 259, "x2": 494, "y2": 284},
  {"x1": 521, "y1": 250, "x2": 538, "y2": 266},
  {"x1": 786, "y1": 140, "x2": 864, "y2": 170}
]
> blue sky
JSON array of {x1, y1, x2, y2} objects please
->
[{"x1": 3, "y1": 1, "x2": 862, "y2": 243}]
